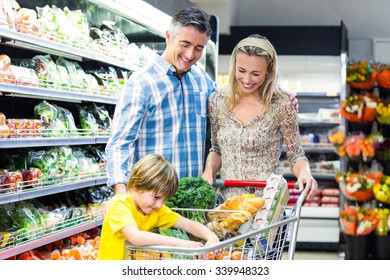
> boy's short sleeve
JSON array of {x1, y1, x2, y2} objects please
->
[
  {"x1": 156, "y1": 205, "x2": 181, "y2": 230},
  {"x1": 108, "y1": 199, "x2": 138, "y2": 236}
]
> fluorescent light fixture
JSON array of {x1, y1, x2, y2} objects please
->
[{"x1": 88, "y1": 0, "x2": 172, "y2": 37}]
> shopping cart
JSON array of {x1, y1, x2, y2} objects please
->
[{"x1": 125, "y1": 177, "x2": 306, "y2": 260}]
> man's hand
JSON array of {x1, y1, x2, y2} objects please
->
[
  {"x1": 103, "y1": 183, "x2": 127, "y2": 217},
  {"x1": 113, "y1": 183, "x2": 127, "y2": 194}
]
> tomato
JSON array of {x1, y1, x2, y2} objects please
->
[{"x1": 0, "y1": 54, "x2": 11, "y2": 71}]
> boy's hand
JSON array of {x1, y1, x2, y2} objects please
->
[
  {"x1": 180, "y1": 239, "x2": 205, "y2": 248},
  {"x1": 204, "y1": 234, "x2": 220, "y2": 247}
]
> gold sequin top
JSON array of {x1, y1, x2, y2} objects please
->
[{"x1": 208, "y1": 87, "x2": 307, "y2": 181}]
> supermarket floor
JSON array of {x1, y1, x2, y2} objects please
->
[
  {"x1": 284, "y1": 243, "x2": 347, "y2": 260},
  {"x1": 291, "y1": 249, "x2": 345, "y2": 260}
]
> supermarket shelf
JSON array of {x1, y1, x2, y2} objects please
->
[
  {"x1": 95, "y1": 177, "x2": 108, "y2": 185},
  {"x1": 299, "y1": 120, "x2": 340, "y2": 128},
  {"x1": 301, "y1": 143, "x2": 336, "y2": 153},
  {"x1": 281, "y1": 171, "x2": 336, "y2": 181},
  {"x1": 0, "y1": 175, "x2": 108, "y2": 205},
  {"x1": 296, "y1": 207, "x2": 340, "y2": 249},
  {"x1": 296, "y1": 92, "x2": 340, "y2": 97},
  {"x1": 301, "y1": 206, "x2": 340, "y2": 219},
  {"x1": 0, "y1": 133, "x2": 110, "y2": 149},
  {"x1": 282, "y1": 144, "x2": 336, "y2": 154},
  {"x1": 303, "y1": 147, "x2": 336, "y2": 153},
  {"x1": 0, "y1": 214, "x2": 103, "y2": 260},
  {"x1": 0, "y1": 83, "x2": 117, "y2": 105},
  {"x1": 95, "y1": 136, "x2": 110, "y2": 144},
  {"x1": 0, "y1": 29, "x2": 136, "y2": 71},
  {"x1": 0, "y1": 136, "x2": 96, "y2": 148}
]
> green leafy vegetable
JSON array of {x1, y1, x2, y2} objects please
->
[
  {"x1": 165, "y1": 176, "x2": 216, "y2": 223},
  {"x1": 165, "y1": 176, "x2": 216, "y2": 210}
]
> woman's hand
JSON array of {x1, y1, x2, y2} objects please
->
[
  {"x1": 288, "y1": 92, "x2": 299, "y2": 112},
  {"x1": 297, "y1": 169, "x2": 318, "y2": 199},
  {"x1": 201, "y1": 172, "x2": 214, "y2": 185}
]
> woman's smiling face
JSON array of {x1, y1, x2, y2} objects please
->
[{"x1": 235, "y1": 52, "x2": 268, "y2": 95}]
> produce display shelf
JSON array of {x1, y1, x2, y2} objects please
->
[
  {"x1": 0, "y1": 125, "x2": 111, "y2": 148},
  {"x1": 0, "y1": 213, "x2": 103, "y2": 260},
  {"x1": 0, "y1": 28, "x2": 136, "y2": 72},
  {"x1": 0, "y1": 83, "x2": 117, "y2": 105},
  {"x1": 95, "y1": 136, "x2": 110, "y2": 144},
  {"x1": 0, "y1": 137, "x2": 97, "y2": 148},
  {"x1": 0, "y1": 175, "x2": 108, "y2": 204}
]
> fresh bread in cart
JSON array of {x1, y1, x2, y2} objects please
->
[{"x1": 206, "y1": 194, "x2": 265, "y2": 238}]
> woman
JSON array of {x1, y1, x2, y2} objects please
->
[{"x1": 202, "y1": 34, "x2": 318, "y2": 199}]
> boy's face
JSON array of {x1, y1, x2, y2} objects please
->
[
  {"x1": 163, "y1": 25, "x2": 209, "y2": 77},
  {"x1": 134, "y1": 190, "x2": 166, "y2": 215}
]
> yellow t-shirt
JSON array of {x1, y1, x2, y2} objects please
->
[{"x1": 97, "y1": 193, "x2": 181, "y2": 260}]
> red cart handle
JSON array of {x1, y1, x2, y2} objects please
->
[{"x1": 214, "y1": 179, "x2": 297, "y2": 189}]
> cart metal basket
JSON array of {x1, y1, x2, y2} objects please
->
[{"x1": 125, "y1": 178, "x2": 305, "y2": 260}]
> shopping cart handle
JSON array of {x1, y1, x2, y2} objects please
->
[{"x1": 213, "y1": 179, "x2": 297, "y2": 189}]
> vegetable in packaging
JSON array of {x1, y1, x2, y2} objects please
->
[
  {"x1": 34, "y1": 100, "x2": 58, "y2": 127},
  {"x1": 76, "y1": 105, "x2": 99, "y2": 135},
  {"x1": 55, "y1": 105, "x2": 78, "y2": 136},
  {"x1": 15, "y1": 7, "x2": 41, "y2": 36}
]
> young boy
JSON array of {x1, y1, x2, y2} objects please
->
[{"x1": 97, "y1": 154, "x2": 220, "y2": 260}]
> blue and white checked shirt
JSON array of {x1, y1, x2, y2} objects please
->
[{"x1": 106, "y1": 52, "x2": 216, "y2": 187}]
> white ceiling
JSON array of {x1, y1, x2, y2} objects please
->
[{"x1": 192, "y1": 0, "x2": 390, "y2": 40}]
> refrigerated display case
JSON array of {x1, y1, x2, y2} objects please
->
[{"x1": 1, "y1": 0, "x2": 211, "y2": 260}]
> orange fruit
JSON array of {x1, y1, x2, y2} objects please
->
[
  {"x1": 206, "y1": 252, "x2": 214, "y2": 260},
  {"x1": 215, "y1": 250, "x2": 229, "y2": 260},
  {"x1": 230, "y1": 250, "x2": 243, "y2": 260}
]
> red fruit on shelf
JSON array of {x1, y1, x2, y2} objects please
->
[
  {"x1": 0, "y1": 112, "x2": 6, "y2": 125},
  {"x1": 0, "y1": 54, "x2": 11, "y2": 71},
  {"x1": 21, "y1": 168, "x2": 43, "y2": 187}
]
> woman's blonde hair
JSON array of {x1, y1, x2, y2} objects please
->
[
  {"x1": 228, "y1": 34, "x2": 288, "y2": 110},
  {"x1": 128, "y1": 154, "x2": 178, "y2": 199}
]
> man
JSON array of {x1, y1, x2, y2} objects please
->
[{"x1": 106, "y1": 7, "x2": 215, "y2": 194}]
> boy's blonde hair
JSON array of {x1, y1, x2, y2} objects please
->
[{"x1": 128, "y1": 154, "x2": 178, "y2": 199}]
